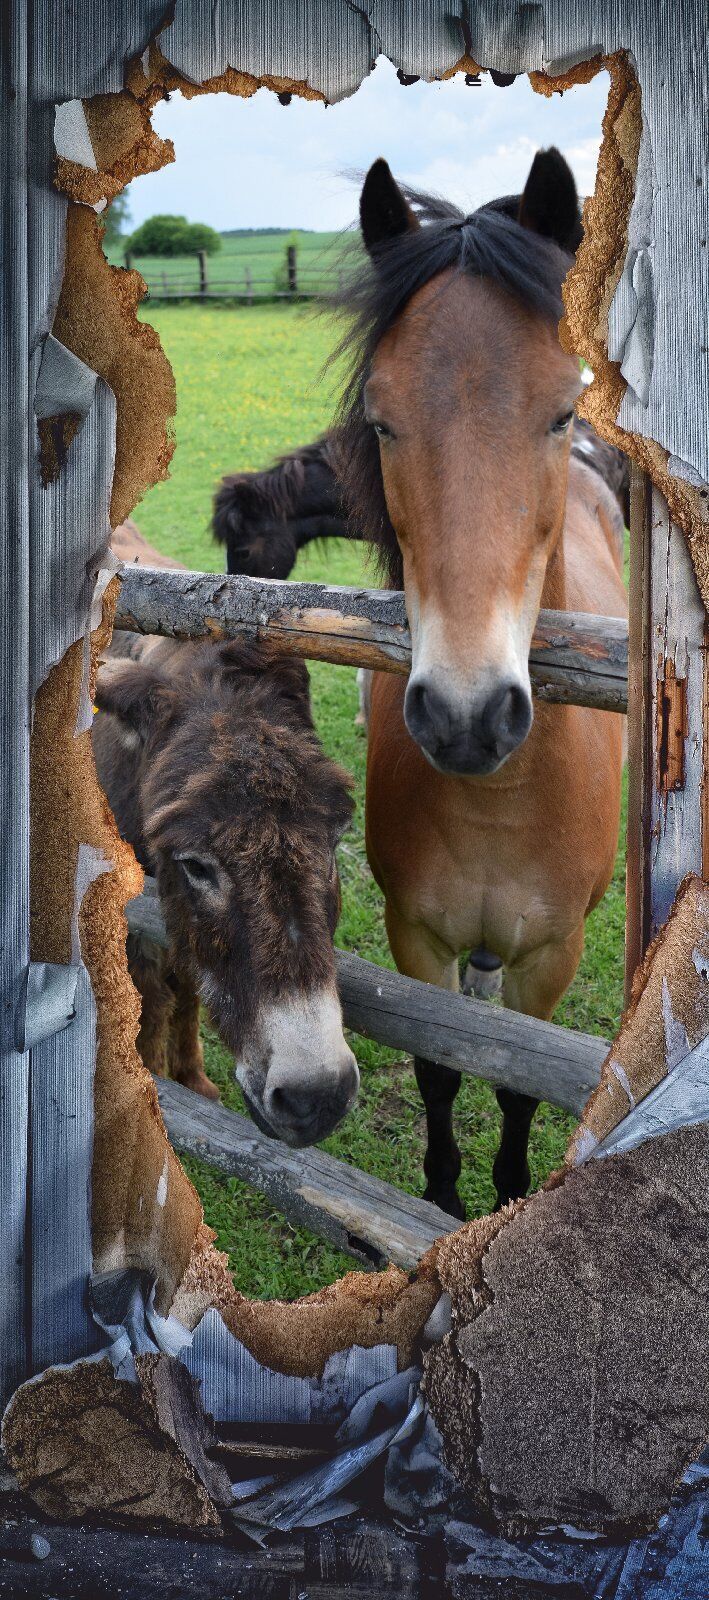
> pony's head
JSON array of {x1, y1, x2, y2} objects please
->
[{"x1": 337, "y1": 149, "x2": 583, "y2": 776}]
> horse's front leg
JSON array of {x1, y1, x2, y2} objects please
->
[
  {"x1": 385, "y1": 906, "x2": 465, "y2": 1220},
  {"x1": 494, "y1": 925, "x2": 585, "y2": 1209}
]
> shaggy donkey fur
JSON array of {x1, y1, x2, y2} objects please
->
[{"x1": 93, "y1": 634, "x2": 358, "y2": 1147}]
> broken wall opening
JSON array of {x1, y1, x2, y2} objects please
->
[{"x1": 70, "y1": 50, "x2": 632, "y2": 1308}]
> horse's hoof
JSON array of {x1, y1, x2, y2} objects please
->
[{"x1": 426, "y1": 1186, "x2": 466, "y2": 1221}]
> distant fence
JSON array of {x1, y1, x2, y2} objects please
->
[{"x1": 124, "y1": 245, "x2": 350, "y2": 302}]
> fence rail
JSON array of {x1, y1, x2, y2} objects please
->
[
  {"x1": 124, "y1": 247, "x2": 350, "y2": 301},
  {"x1": 156, "y1": 1078, "x2": 458, "y2": 1271},
  {"x1": 116, "y1": 566, "x2": 629, "y2": 713},
  {"x1": 127, "y1": 879, "x2": 607, "y2": 1116}
]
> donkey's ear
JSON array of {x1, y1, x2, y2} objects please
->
[
  {"x1": 518, "y1": 147, "x2": 583, "y2": 253},
  {"x1": 94, "y1": 657, "x2": 176, "y2": 740},
  {"x1": 360, "y1": 158, "x2": 419, "y2": 256},
  {"x1": 269, "y1": 656, "x2": 316, "y2": 732}
]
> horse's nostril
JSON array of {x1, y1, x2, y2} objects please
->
[
  {"x1": 269, "y1": 1083, "x2": 311, "y2": 1121},
  {"x1": 482, "y1": 680, "x2": 531, "y2": 746},
  {"x1": 404, "y1": 677, "x2": 449, "y2": 749}
]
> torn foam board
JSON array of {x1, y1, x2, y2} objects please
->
[
  {"x1": 1, "y1": 1354, "x2": 232, "y2": 1528},
  {"x1": 425, "y1": 1118, "x2": 709, "y2": 1539}
]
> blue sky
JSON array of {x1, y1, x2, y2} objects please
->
[{"x1": 127, "y1": 57, "x2": 609, "y2": 234}]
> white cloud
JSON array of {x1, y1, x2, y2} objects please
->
[{"x1": 126, "y1": 57, "x2": 609, "y2": 234}]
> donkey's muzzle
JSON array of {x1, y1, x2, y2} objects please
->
[
  {"x1": 405, "y1": 673, "x2": 532, "y2": 775},
  {"x1": 263, "y1": 1051, "x2": 359, "y2": 1146}
]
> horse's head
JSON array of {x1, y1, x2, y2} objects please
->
[
  {"x1": 348, "y1": 150, "x2": 583, "y2": 776},
  {"x1": 96, "y1": 641, "x2": 358, "y2": 1147}
]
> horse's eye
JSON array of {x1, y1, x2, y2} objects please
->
[
  {"x1": 372, "y1": 420, "x2": 393, "y2": 441},
  {"x1": 551, "y1": 410, "x2": 574, "y2": 435},
  {"x1": 176, "y1": 853, "x2": 218, "y2": 890}
]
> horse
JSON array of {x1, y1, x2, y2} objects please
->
[
  {"x1": 335, "y1": 148, "x2": 627, "y2": 1217},
  {"x1": 211, "y1": 420, "x2": 628, "y2": 582},
  {"x1": 93, "y1": 633, "x2": 358, "y2": 1147},
  {"x1": 212, "y1": 433, "x2": 350, "y2": 578}
]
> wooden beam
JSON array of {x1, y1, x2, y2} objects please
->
[
  {"x1": 156, "y1": 1078, "x2": 458, "y2": 1271},
  {"x1": 127, "y1": 881, "x2": 607, "y2": 1116},
  {"x1": 115, "y1": 566, "x2": 628, "y2": 713},
  {"x1": 625, "y1": 474, "x2": 708, "y2": 1001}
]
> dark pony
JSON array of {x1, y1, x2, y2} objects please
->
[
  {"x1": 212, "y1": 433, "x2": 350, "y2": 578},
  {"x1": 332, "y1": 153, "x2": 585, "y2": 589}
]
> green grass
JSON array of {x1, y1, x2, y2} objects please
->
[
  {"x1": 132, "y1": 301, "x2": 627, "y2": 1302},
  {"x1": 105, "y1": 226, "x2": 358, "y2": 298}
]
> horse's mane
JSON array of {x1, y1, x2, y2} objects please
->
[{"x1": 331, "y1": 188, "x2": 577, "y2": 586}]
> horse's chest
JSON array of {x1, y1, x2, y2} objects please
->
[{"x1": 400, "y1": 784, "x2": 582, "y2": 960}]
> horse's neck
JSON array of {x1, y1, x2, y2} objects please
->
[{"x1": 540, "y1": 531, "x2": 567, "y2": 612}]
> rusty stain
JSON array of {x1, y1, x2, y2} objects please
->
[{"x1": 656, "y1": 659, "x2": 687, "y2": 793}]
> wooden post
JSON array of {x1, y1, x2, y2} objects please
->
[
  {"x1": 197, "y1": 249, "x2": 208, "y2": 298},
  {"x1": 245, "y1": 264, "x2": 252, "y2": 305},
  {"x1": 624, "y1": 470, "x2": 708, "y2": 1001},
  {"x1": 287, "y1": 243, "x2": 297, "y2": 295},
  {"x1": 124, "y1": 249, "x2": 133, "y2": 272}
]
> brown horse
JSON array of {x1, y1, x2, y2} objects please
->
[{"x1": 337, "y1": 150, "x2": 626, "y2": 1216}]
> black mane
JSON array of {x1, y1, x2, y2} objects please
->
[{"x1": 331, "y1": 188, "x2": 577, "y2": 586}]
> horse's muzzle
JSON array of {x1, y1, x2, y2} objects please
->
[{"x1": 404, "y1": 674, "x2": 533, "y2": 775}]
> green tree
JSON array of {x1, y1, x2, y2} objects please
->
[
  {"x1": 125, "y1": 214, "x2": 222, "y2": 258},
  {"x1": 100, "y1": 188, "x2": 132, "y2": 248}
]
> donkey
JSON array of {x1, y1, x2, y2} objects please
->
[
  {"x1": 93, "y1": 633, "x2": 358, "y2": 1147},
  {"x1": 213, "y1": 434, "x2": 350, "y2": 579},
  {"x1": 337, "y1": 150, "x2": 627, "y2": 1217}
]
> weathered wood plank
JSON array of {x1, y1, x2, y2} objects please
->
[
  {"x1": 625, "y1": 476, "x2": 707, "y2": 1002},
  {"x1": 0, "y1": 1496, "x2": 437, "y2": 1599},
  {"x1": 156, "y1": 1077, "x2": 458, "y2": 1270},
  {"x1": 127, "y1": 881, "x2": 607, "y2": 1116},
  {"x1": 115, "y1": 566, "x2": 629, "y2": 713}
]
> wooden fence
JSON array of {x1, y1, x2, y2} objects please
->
[
  {"x1": 118, "y1": 562, "x2": 622, "y2": 1267},
  {"x1": 123, "y1": 246, "x2": 347, "y2": 302}
]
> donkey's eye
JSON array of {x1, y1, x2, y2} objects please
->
[
  {"x1": 550, "y1": 410, "x2": 574, "y2": 435},
  {"x1": 175, "y1": 853, "x2": 218, "y2": 890}
]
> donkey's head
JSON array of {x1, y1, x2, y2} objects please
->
[
  {"x1": 340, "y1": 149, "x2": 583, "y2": 776},
  {"x1": 96, "y1": 641, "x2": 358, "y2": 1147}
]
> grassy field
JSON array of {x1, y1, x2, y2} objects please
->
[
  {"x1": 105, "y1": 227, "x2": 357, "y2": 298},
  {"x1": 130, "y1": 300, "x2": 627, "y2": 1301}
]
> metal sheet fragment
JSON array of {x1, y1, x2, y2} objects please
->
[
  {"x1": 34, "y1": 335, "x2": 98, "y2": 424},
  {"x1": 18, "y1": 962, "x2": 79, "y2": 1051}
]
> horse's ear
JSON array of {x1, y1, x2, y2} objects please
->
[
  {"x1": 518, "y1": 147, "x2": 583, "y2": 253},
  {"x1": 94, "y1": 657, "x2": 177, "y2": 739},
  {"x1": 360, "y1": 158, "x2": 419, "y2": 256}
]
